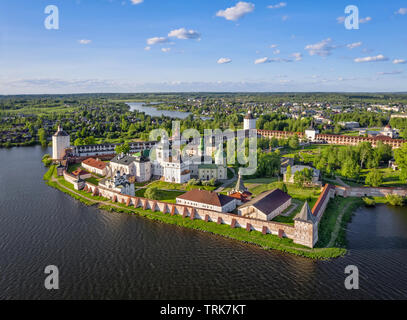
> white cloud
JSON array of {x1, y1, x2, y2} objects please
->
[
  {"x1": 254, "y1": 57, "x2": 292, "y2": 64},
  {"x1": 360, "y1": 17, "x2": 372, "y2": 24},
  {"x1": 217, "y1": 58, "x2": 232, "y2": 64},
  {"x1": 267, "y1": 2, "x2": 287, "y2": 9},
  {"x1": 393, "y1": 59, "x2": 407, "y2": 64},
  {"x1": 347, "y1": 42, "x2": 362, "y2": 49},
  {"x1": 168, "y1": 28, "x2": 201, "y2": 40},
  {"x1": 273, "y1": 49, "x2": 280, "y2": 54},
  {"x1": 354, "y1": 54, "x2": 388, "y2": 63},
  {"x1": 377, "y1": 71, "x2": 403, "y2": 75},
  {"x1": 161, "y1": 48, "x2": 171, "y2": 53},
  {"x1": 270, "y1": 44, "x2": 278, "y2": 48},
  {"x1": 336, "y1": 16, "x2": 345, "y2": 23},
  {"x1": 131, "y1": 0, "x2": 143, "y2": 4},
  {"x1": 291, "y1": 52, "x2": 303, "y2": 61},
  {"x1": 305, "y1": 38, "x2": 336, "y2": 57},
  {"x1": 147, "y1": 37, "x2": 169, "y2": 45},
  {"x1": 396, "y1": 8, "x2": 407, "y2": 15},
  {"x1": 78, "y1": 39, "x2": 91, "y2": 45},
  {"x1": 144, "y1": 46, "x2": 151, "y2": 51},
  {"x1": 255, "y1": 57, "x2": 270, "y2": 64},
  {"x1": 216, "y1": 2, "x2": 255, "y2": 21}
]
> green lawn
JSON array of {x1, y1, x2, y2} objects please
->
[
  {"x1": 146, "y1": 180, "x2": 217, "y2": 191},
  {"x1": 85, "y1": 176, "x2": 100, "y2": 186},
  {"x1": 135, "y1": 188, "x2": 185, "y2": 203}
]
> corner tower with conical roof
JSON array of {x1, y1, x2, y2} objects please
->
[
  {"x1": 293, "y1": 201, "x2": 318, "y2": 248},
  {"x1": 52, "y1": 125, "x2": 70, "y2": 160}
]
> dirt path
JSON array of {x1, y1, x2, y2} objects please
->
[{"x1": 325, "y1": 202, "x2": 352, "y2": 248}]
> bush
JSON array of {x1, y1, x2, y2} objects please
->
[
  {"x1": 187, "y1": 178, "x2": 200, "y2": 186},
  {"x1": 144, "y1": 186, "x2": 160, "y2": 200},
  {"x1": 362, "y1": 197, "x2": 376, "y2": 207},
  {"x1": 386, "y1": 194, "x2": 405, "y2": 206}
]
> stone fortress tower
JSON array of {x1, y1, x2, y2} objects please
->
[
  {"x1": 52, "y1": 125, "x2": 70, "y2": 160},
  {"x1": 243, "y1": 110, "x2": 257, "y2": 131}
]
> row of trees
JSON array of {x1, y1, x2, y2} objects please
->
[{"x1": 312, "y1": 141, "x2": 393, "y2": 180}]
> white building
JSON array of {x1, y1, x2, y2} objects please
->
[
  {"x1": 99, "y1": 171, "x2": 135, "y2": 196},
  {"x1": 109, "y1": 154, "x2": 152, "y2": 182},
  {"x1": 82, "y1": 158, "x2": 107, "y2": 176},
  {"x1": 244, "y1": 110, "x2": 257, "y2": 130},
  {"x1": 176, "y1": 189, "x2": 236, "y2": 213},
  {"x1": 305, "y1": 126, "x2": 319, "y2": 142},
  {"x1": 52, "y1": 125, "x2": 70, "y2": 160}
]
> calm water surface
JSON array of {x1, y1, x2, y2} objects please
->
[{"x1": 1, "y1": 146, "x2": 407, "y2": 299}]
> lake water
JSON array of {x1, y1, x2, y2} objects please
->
[
  {"x1": 128, "y1": 102, "x2": 193, "y2": 119},
  {"x1": 1, "y1": 146, "x2": 407, "y2": 299},
  {"x1": 127, "y1": 102, "x2": 211, "y2": 120}
]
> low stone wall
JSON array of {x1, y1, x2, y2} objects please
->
[{"x1": 335, "y1": 186, "x2": 407, "y2": 198}]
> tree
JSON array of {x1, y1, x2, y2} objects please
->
[
  {"x1": 294, "y1": 168, "x2": 313, "y2": 187},
  {"x1": 394, "y1": 143, "x2": 407, "y2": 182},
  {"x1": 341, "y1": 158, "x2": 360, "y2": 180},
  {"x1": 288, "y1": 135, "x2": 299, "y2": 150},
  {"x1": 365, "y1": 169, "x2": 383, "y2": 187},
  {"x1": 74, "y1": 138, "x2": 84, "y2": 146},
  {"x1": 375, "y1": 141, "x2": 393, "y2": 163},
  {"x1": 115, "y1": 142, "x2": 130, "y2": 155},
  {"x1": 145, "y1": 187, "x2": 160, "y2": 200},
  {"x1": 38, "y1": 128, "x2": 47, "y2": 147}
]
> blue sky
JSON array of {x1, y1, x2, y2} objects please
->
[{"x1": 1, "y1": 0, "x2": 407, "y2": 93}]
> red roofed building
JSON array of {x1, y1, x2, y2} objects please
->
[
  {"x1": 71, "y1": 168, "x2": 91, "y2": 180},
  {"x1": 176, "y1": 189, "x2": 237, "y2": 213},
  {"x1": 82, "y1": 158, "x2": 107, "y2": 176}
]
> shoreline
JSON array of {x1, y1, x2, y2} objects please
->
[{"x1": 43, "y1": 165, "x2": 357, "y2": 260}]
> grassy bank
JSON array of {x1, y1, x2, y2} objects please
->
[
  {"x1": 316, "y1": 197, "x2": 363, "y2": 248},
  {"x1": 44, "y1": 166, "x2": 349, "y2": 260}
]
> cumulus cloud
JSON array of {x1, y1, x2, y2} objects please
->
[
  {"x1": 360, "y1": 17, "x2": 372, "y2": 24},
  {"x1": 168, "y1": 28, "x2": 201, "y2": 40},
  {"x1": 268, "y1": 2, "x2": 287, "y2": 9},
  {"x1": 396, "y1": 8, "x2": 407, "y2": 15},
  {"x1": 144, "y1": 46, "x2": 151, "y2": 51},
  {"x1": 354, "y1": 54, "x2": 388, "y2": 63},
  {"x1": 273, "y1": 49, "x2": 280, "y2": 54},
  {"x1": 78, "y1": 39, "x2": 91, "y2": 45},
  {"x1": 393, "y1": 59, "x2": 407, "y2": 64},
  {"x1": 147, "y1": 37, "x2": 169, "y2": 45},
  {"x1": 270, "y1": 44, "x2": 278, "y2": 48},
  {"x1": 217, "y1": 58, "x2": 232, "y2": 64},
  {"x1": 161, "y1": 48, "x2": 171, "y2": 53},
  {"x1": 131, "y1": 0, "x2": 143, "y2": 4},
  {"x1": 347, "y1": 42, "x2": 362, "y2": 49},
  {"x1": 216, "y1": 2, "x2": 255, "y2": 21},
  {"x1": 305, "y1": 38, "x2": 336, "y2": 57}
]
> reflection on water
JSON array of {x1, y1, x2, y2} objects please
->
[
  {"x1": 1, "y1": 146, "x2": 407, "y2": 299},
  {"x1": 127, "y1": 102, "x2": 211, "y2": 120}
]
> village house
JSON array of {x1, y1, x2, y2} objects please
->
[{"x1": 238, "y1": 189, "x2": 292, "y2": 221}]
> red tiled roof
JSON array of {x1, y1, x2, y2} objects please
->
[
  {"x1": 72, "y1": 169, "x2": 89, "y2": 176},
  {"x1": 82, "y1": 158, "x2": 106, "y2": 170}
]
